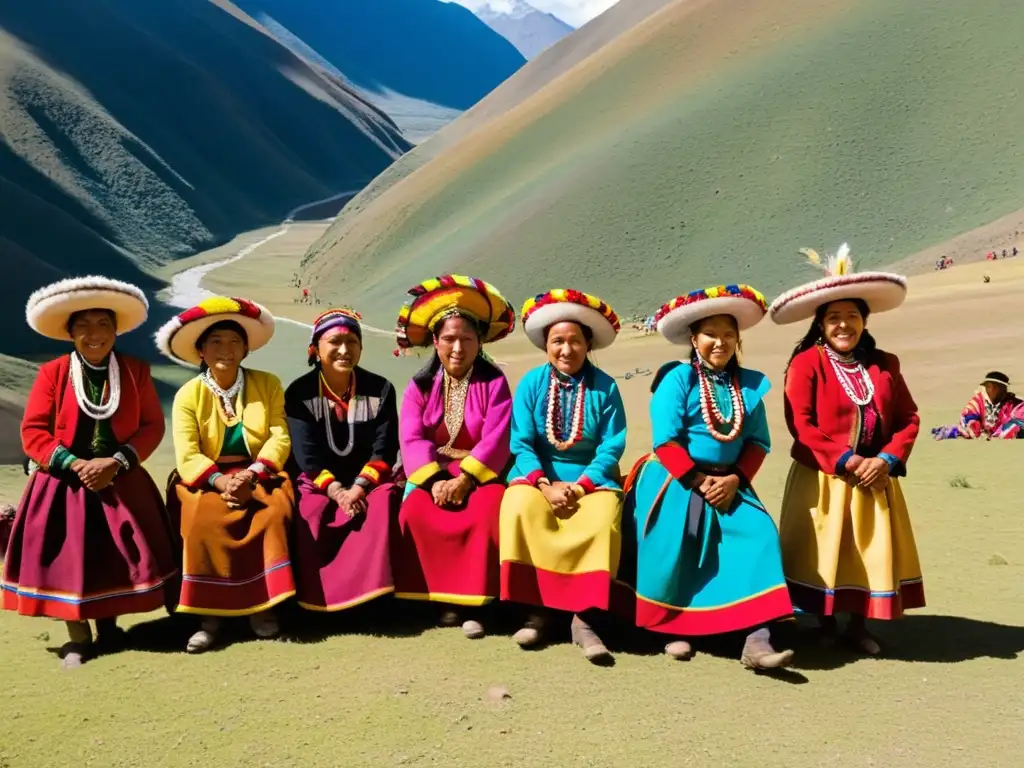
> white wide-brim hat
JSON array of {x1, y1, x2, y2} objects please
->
[
  {"x1": 25, "y1": 276, "x2": 149, "y2": 341},
  {"x1": 768, "y1": 243, "x2": 907, "y2": 325},
  {"x1": 520, "y1": 289, "x2": 620, "y2": 351},
  {"x1": 655, "y1": 285, "x2": 768, "y2": 344},
  {"x1": 156, "y1": 296, "x2": 275, "y2": 367}
]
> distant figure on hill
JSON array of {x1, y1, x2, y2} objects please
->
[{"x1": 932, "y1": 371, "x2": 1024, "y2": 440}]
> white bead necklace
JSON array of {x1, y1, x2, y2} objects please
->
[
  {"x1": 201, "y1": 368, "x2": 244, "y2": 420},
  {"x1": 320, "y1": 375, "x2": 357, "y2": 457},
  {"x1": 825, "y1": 346, "x2": 874, "y2": 406},
  {"x1": 70, "y1": 352, "x2": 120, "y2": 421}
]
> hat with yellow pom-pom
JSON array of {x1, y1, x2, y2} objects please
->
[
  {"x1": 521, "y1": 288, "x2": 620, "y2": 351},
  {"x1": 155, "y1": 296, "x2": 275, "y2": 367},
  {"x1": 768, "y1": 242, "x2": 907, "y2": 325},
  {"x1": 394, "y1": 274, "x2": 515, "y2": 354},
  {"x1": 655, "y1": 284, "x2": 767, "y2": 345}
]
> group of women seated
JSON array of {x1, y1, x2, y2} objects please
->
[{"x1": 2, "y1": 244, "x2": 926, "y2": 672}]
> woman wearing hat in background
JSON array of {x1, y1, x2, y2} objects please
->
[
  {"x1": 624, "y1": 286, "x2": 794, "y2": 671},
  {"x1": 3, "y1": 277, "x2": 177, "y2": 668},
  {"x1": 499, "y1": 289, "x2": 627, "y2": 664},
  {"x1": 770, "y1": 244, "x2": 924, "y2": 655},
  {"x1": 285, "y1": 308, "x2": 401, "y2": 613},
  {"x1": 933, "y1": 371, "x2": 1024, "y2": 440},
  {"x1": 157, "y1": 297, "x2": 294, "y2": 653},
  {"x1": 392, "y1": 275, "x2": 514, "y2": 639}
]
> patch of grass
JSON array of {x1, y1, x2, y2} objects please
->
[{"x1": 949, "y1": 474, "x2": 974, "y2": 489}]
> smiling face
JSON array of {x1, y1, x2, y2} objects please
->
[
  {"x1": 199, "y1": 327, "x2": 247, "y2": 376},
  {"x1": 317, "y1": 329, "x2": 361, "y2": 375},
  {"x1": 691, "y1": 314, "x2": 738, "y2": 371},
  {"x1": 434, "y1": 315, "x2": 480, "y2": 379},
  {"x1": 546, "y1": 321, "x2": 590, "y2": 376},
  {"x1": 820, "y1": 300, "x2": 865, "y2": 354},
  {"x1": 70, "y1": 309, "x2": 117, "y2": 365}
]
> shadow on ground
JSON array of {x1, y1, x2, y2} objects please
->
[{"x1": 788, "y1": 614, "x2": 1024, "y2": 671}]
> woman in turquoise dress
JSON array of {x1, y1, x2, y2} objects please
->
[
  {"x1": 624, "y1": 285, "x2": 794, "y2": 671},
  {"x1": 499, "y1": 289, "x2": 627, "y2": 664}
]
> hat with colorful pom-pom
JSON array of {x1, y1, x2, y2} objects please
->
[
  {"x1": 655, "y1": 284, "x2": 767, "y2": 344},
  {"x1": 521, "y1": 289, "x2": 620, "y2": 351}
]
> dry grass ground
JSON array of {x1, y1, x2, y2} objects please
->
[{"x1": 1, "y1": 232, "x2": 1022, "y2": 766}]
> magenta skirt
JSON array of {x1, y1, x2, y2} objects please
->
[
  {"x1": 293, "y1": 476, "x2": 400, "y2": 611},
  {"x1": 2, "y1": 468, "x2": 178, "y2": 621}
]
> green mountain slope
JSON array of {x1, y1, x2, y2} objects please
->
[
  {"x1": 303, "y1": 0, "x2": 1024, "y2": 322},
  {"x1": 0, "y1": 0, "x2": 410, "y2": 358}
]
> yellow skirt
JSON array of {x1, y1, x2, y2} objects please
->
[
  {"x1": 499, "y1": 485, "x2": 622, "y2": 613},
  {"x1": 778, "y1": 461, "x2": 924, "y2": 619}
]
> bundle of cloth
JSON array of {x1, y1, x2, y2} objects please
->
[{"x1": 932, "y1": 372, "x2": 1024, "y2": 440}]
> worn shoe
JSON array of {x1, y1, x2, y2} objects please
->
[
  {"x1": 843, "y1": 626, "x2": 882, "y2": 656},
  {"x1": 186, "y1": 617, "x2": 221, "y2": 653},
  {"x1": 665, "y1": 640, "x2": 694, "y2": 660},
  {"x1": 571, "y1": 614, "x2": 612, "y2": 664},
  {"x1": 740, "y1": 629, "x2": 795, "y2": 670},
  {"x1": 439, "y1": 609, "x2": 461, "y2": 628},
  {"x1": 59, "y1": 641, "x2": 91, "y2": 670},
  {"x1": 513, "y1": 613, "x2": 546, "y2": 648},
  {"x1": 462, "y1": 619, "x2": 485, "y2": 639},
  {"x1": 249, "y1": 610, "x2": 280, "y2": 639}
]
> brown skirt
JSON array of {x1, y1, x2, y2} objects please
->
[{"x1": 166, "y1": 469, "x2": 296, "y2": 617}]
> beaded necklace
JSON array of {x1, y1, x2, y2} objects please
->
[
  {"x1": 694, "y1": 355, "x2": 744, "y2": 443},
  {"x1": 201, "y1": 367, "x2": 244, "y2": 421},
  {"x1": 71, "y1": 352, "x2": 119, "y2": 421},
  {"x1": 824, "y1": 345, "x2": 874, "y2": 406},
  {"x1": 545, "y1": 366, "x2": 586, "y2": 450},
  {"x1": 320, "y1": 371, "x2": 357, "y2": 457}
]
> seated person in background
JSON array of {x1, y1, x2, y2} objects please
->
[{"x1": 933, "y1": 372, "x2": 1024, "y2": 440}]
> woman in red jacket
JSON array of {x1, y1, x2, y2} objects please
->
[
  {"x1": 2, "y1": 277, "x2": 177, "y2": 668},
  {"x1": 769, "y1": 244, "x2": 924, "y2": 655}
]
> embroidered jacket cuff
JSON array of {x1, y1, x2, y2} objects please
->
[
  {"x1": 654, "y1": 442, "x2": 696, "y2": 483},
  {"x1": 186, "y1": 462, "x2": 220, "y2": 489},
  {"x1": 358, "y1": 460, "x2": 391, "y2": 487},
  {"x1": 835, "y1": 449, "x2": 855, "y2": 476},
  {"x1": 52, "y1": 446, "x2": 77, "y2": 473},
  {"x1": 117, "y1": 445, "x2": 140, "y2": 471},
  {"x1": 576, "y1": 476, "x2": 597, "y2": 495},
  {"x1": 313, "y1": 470, "x2": 336, "y2": 491},
  {"x1": 877, "y1": 452, "x2": 906, "y2": 477},
  {"x1": 510, "y1": 470, "x2": 547, "y2": 488},
  {"x1": 407, "y1": 461, "x2": 442, "y2": 487},
  {"x1": 459, "y1": 455, "x2": 497, "y2": 485},
  {"x1": 252, "y1": 457, "x2": 279, "y2": 481}
]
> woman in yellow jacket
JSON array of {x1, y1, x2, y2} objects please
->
[{"x1": 156, "y1": 297, "x2": 294, "y2": 653}]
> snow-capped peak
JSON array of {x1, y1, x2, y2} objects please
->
[{"x1": 475, "y1": 0, "x2": 540, "y2": 21}]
